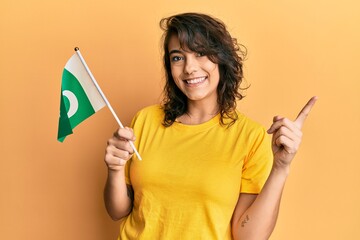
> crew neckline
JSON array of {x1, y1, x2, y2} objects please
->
[{"x1": 172, "y1": 113, "x2": 221, "y2": 132}]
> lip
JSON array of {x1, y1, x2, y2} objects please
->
[{"x1": 183, "y1": 76, "x2": 207, "y2": 86}]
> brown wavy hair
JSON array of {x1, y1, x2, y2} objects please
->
[{"x1": 160, "y1": 13, "x2": 247, "y2": 127}]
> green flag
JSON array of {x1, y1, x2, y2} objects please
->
[{"x1": 57, "y1": 53, "x2": 106, "y2": 142}]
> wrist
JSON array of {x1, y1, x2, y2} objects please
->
[
  {"x1": 107, "y1": 166, "x2": 125, "y2": 176},
  {"x1": 271, "y1": 162, "x2": 290, "y2": 177}
]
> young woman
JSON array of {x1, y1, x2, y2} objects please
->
[{"x1": 104, "y1": 13, "x2": 317, "y2": 240}]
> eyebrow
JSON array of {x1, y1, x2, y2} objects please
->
[{"x1": 169, "y1": 49, "x2": 183, "y2": 55}]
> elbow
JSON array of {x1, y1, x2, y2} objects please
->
[
  {"x1": 108, "y1": 209, "x2": 130, "y2": 221},
  {"x1": 106, "y1": 206, "x2": 132, "y2": 221},
  {"x1": 109, "y1": 214, "x2": 123, "y2": 221},
  {"x1": 232, "y1": 222, "x2": 272, "y2": 240},
  {"x1": 232, "y1": 230, "x2": 272, "y2": 240},
  {"x1": 109, "y1": 211, "x2": 122, "y2": 221}
]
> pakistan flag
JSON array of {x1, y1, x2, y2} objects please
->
[{"x1": 57, "y1": 52, "x2": 105, "y2": 142}]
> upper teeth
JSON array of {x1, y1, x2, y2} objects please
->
[{"x1": 186, "y1": 77, "x2": 206, "y2": 84}]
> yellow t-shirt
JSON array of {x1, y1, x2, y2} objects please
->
[{"x1": 119, "y1": 105, "x2": 273, "y2": 239}]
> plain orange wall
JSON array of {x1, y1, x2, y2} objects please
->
[{"x1": 1, "y1": 0, "x2": 359, "y2": 239}]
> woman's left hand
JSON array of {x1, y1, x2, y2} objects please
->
[{"x1": 267, "y1": 96, "x2": 318, "y2": 169}]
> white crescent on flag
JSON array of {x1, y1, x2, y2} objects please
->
[{"x1": 62, "y1": 90, "x2": 79, "y2": 118}]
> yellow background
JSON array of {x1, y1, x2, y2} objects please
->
[{"x1": 1, "y1": 0, "x2": 359, "y2": 239}]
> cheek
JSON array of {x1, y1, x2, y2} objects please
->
[
  {"x1": 169, "y1": 69, "x2": 181, "y2": 88},
  {"x1": 203, "y1": 60, "x2": 218, "y2": 72},
  {"x1": 170, "y1": 66, "x2": 183, "y2": 81},
  {"x1": 209, "y1": 64, "x2": 220, "y2": 80}
]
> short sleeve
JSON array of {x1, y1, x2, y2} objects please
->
[{"x1": 241, "y1": 127, "x2": 273, "y2": 193}]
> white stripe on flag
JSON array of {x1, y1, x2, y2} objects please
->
[{"x1": 65, "y1": 54, "x2": 105, "y2": 111}]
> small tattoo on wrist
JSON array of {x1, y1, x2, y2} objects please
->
[{"x1": 241, "y1": 215, "x2": 250, "y2": 227}]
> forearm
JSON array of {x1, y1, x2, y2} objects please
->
[
  {"x1": 233, "y1": 165, "x2": 289, "y2": 240},
  {"x1": 104, "y1": 168, "x2": 133, "y2": 221}
]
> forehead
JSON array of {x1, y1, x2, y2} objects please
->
[
  {"x1": 168, "y1": 35, "x2": 180, "y2": 51},
  {"x1": 168, "y1": 35, "x2": 190, "y2": 53}
]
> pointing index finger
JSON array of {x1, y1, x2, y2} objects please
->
[{"x1": 295, "y1": 96, "x2": 318, "y2": 128}]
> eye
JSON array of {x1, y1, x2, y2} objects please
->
[
  {"x1": 196, "y1": 52, "x2": 206, "y2": 57},
  {"x1": 170, "y1": 56, "x2": 184, "y2": 62}
]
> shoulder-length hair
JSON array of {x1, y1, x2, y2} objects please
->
[{"x1": 160, "y1": 12, "x2": 247, "y2": 127}]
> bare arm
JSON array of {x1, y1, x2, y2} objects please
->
[
  {"x1": 232, "y1": 167, "x2": 288, "y2": 240},
  {"x1": 104, "y1": 127, "x2": 135, "y2": 221},
  {"x1": 232, "y1": 97, "x2": 318, "y2": 240}
]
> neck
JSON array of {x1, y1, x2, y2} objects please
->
[{"x1": 177, "y1": 101, "x2": 219, "y2": 125}]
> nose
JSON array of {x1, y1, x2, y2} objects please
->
[{"x1": 184, "y1": 55, "x2": 198, "y2": 75}]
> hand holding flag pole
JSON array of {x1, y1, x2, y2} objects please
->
[{"x1": 74, "y1": 47, "x2": 142, "y2": 160}]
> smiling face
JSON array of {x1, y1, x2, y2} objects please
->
[{"x1": 168, "y1": 35, "x2": 220, "y2": 106}]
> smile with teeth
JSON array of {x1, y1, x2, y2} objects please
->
[{"x1": 185, "y1": 77, "x2": 207, "y2": 84}]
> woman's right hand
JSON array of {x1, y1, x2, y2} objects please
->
[{"x1": 105, "y1": 127, "x2": 136, "y2": 171}]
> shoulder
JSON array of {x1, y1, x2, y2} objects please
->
[
  {"x1": 234, "y1": 110, "x2": 266, "y2": 132},
  {"x1": 230, "y1": 110, "x2": 269, "y2": 144},
  {"x1": 135, "y1": 104, "x2": 163, "y2": 118}
]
